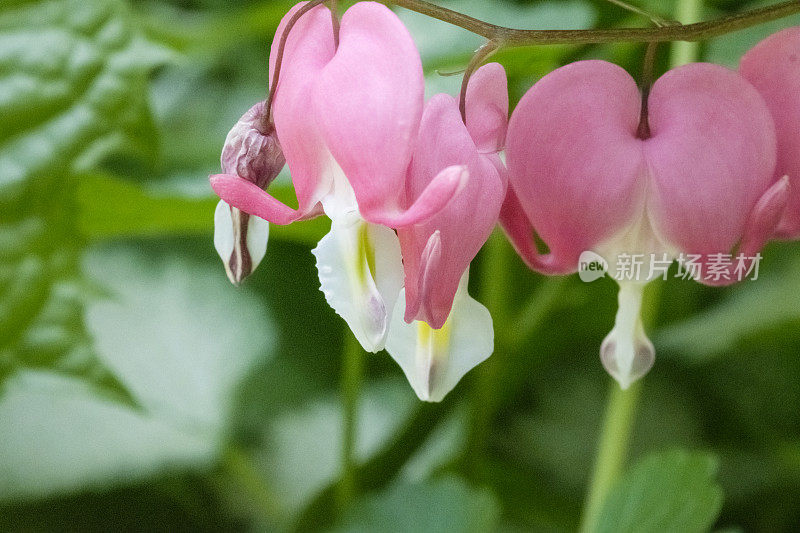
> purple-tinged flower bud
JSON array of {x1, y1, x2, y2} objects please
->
[
  {"x1": 220, "y1": 101, "x2": 286, "y2": 189},
  {"x1": 213, "y1": 101, "x2": 285, "y2": 285}
]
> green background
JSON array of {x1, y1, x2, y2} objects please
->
[{"x1": 1, "y1": 0, "x2": 799, "y2": 531}]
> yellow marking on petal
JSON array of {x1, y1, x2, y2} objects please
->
[
  {"x1": 416, "y1": 318, "x2": 453, "y2": 396},
  {"x1": 356, "y1": 222, "x2": 377, "y2": 285}
]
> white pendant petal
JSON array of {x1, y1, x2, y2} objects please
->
[
  {"x1": 386, "y1": 272, "x2": 494, "y2": 402},
  {"x1": 214, "y1": 200, "x2": 269, "y2": 285},
  {"x1": 312, "y1": 215, "x2": 403, "y2": 353},
  {"x1": 367, "y1": 222, "x2": 404, "y2": 323},
  {"x1": 245, "y1": 211, "x2": 270, "y2": 272},
  {"x1": 319, "y1": 154, "x2": 359, "y2": 220},
  {"x1": 600, "y1": 281, "x2": 655, "y2": 389},
  {"x1": 214, "y1": 200, "x2": 235, "y2": 264}
]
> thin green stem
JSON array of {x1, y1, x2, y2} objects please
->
[
  {"x1": 465, "y1": 231, "x2": 509, "y2": 478},
  {"x1": 671, "y1": 0, "x2": 705, "y2": 66},
  {"x1": 636, "y1": 41, "x2": 659, "y2": 139},
  {"x1": 222, "y1": 446, "x2": 282, "y2": 520},
  {"x1": 384, "y1": 0, "x2": 800, "y2": 46},
  {"x1": 506, "y1": 277, "x2": 569, "y2": 350},
  {"x1": 604, "y1": 0, "x2": 678, "y2": 28},
  {"x1": 579, "y1": 380, "x2": 643, "y2": 533},
  {"x1": 579, "y1": 281, "x2": 662, "y2": 533},
  {"x1": 337, "y1": 334, "x2": 364, "y2": 512},
  {"x1": 483, "y1": 230, "x2": 510, "y2": 325},
  {"x1": 262, "y1": 0, "x2": 327, "y2": 129},
  {"x1": 459, "y1": 40, "x2": 500, "y2": 123}
]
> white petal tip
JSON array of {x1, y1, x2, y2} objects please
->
[
  {"x1": 214, "y1": 201, "x2": 269, "y2": 286},
  {"x1": 386, "y1": 276, "x2": 494, "y2": 403},
  {"x1": 599, "y1": 327, "x2": 655, "y2": 389},
  {"x1": 312, "y1": 218, "x2": 403, "y2": 355}
]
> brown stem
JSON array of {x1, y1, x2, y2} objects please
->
[
  {"x1": 259, "y1": 0, "x2": 800, "y2": 131},
  {"x1": 261, "y1": 0, "x2": 328, "y2": 132},
  {"x1": 459, "y1": 40, "x2": 499, "y2": 123},
  {"x1": 328, "y1": 0, "x2": 341, "y2": 48},
  {"x1": 384, "y1": 0, "x2": 800, "y2": 46},
  {"x1": 637, "y1": 41, "x2": 659, "y2": 140}
]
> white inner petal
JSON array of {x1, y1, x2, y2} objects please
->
[
  {"x1": 386, "y1": 271, "x2": 494, "y2": 402},
  {"x1": 312, "y1": 152, "x2": 404, "y2": 352},
  {"x1": 319, "y1": 154, "x2": 359, "y2": 220},
  {"x1": 312, "y1": 215, "x2": 403, "y2": 353},
  {"x1": 600, "y1": 281, "x2": 655, "y2": 389},
  {"x1": 594, "y1": 202, "x2": 677, "y2": 282}
]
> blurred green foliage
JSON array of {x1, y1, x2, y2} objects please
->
[{"x1": 1, "y1": 0, "x2": 800, "y2": 531}]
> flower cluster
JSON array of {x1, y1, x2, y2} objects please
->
[{"x1": 211, "y1": 1, "x2": 800, "y2": 397}]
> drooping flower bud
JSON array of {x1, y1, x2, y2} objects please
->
[
  {"x1": 213, "y1": 101, "x2": 285, "y2": 285},
  {"x1": 220, "y1": 101, "x2": 286, "y2": 189}
]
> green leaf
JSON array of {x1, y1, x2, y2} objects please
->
[
  {"x1": 0, "y1": 0, "x2": 168, "y2": 372},
  {"x1": 0, "y1": 370, "x2": 214, "y2": 500},
  {"x1": 77, "y1": 173, "x2": 218, "y2": 238},
  {"x1": 0, "y1": 245, "x2": 273, "y2": 501},
  {"x1": 76, "y1": 173, "x2": 328, "y2": 244},
  {"x1": 134, "y1": 0, "x2": 296, "y2": 55},
  {"x1": 246, "y1": 378, "x2": 418, "y2": 523},
  {"x1": 334, "y1": 476, "x2": 500, "y2": 533},
  {"x1": 0, "y1": 0, "x2": 171, "y2": 196},
  {"x1": 595, "y1": 450, "x2": 724, "y2": 533},
  {"x1": 655, "y1": 245, "x2": 800, "y2": 360}
]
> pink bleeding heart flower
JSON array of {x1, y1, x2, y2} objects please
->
[
  {"x1": 214, "y1": 101, "x2": 285, "y2": 285},
  {"x1": 211, "y1": 2, "x2": 464, "y2": 353},
  {"x1": 741, "y1": 26, "x2": 800, "y2": 239},
  {"x1": 385, "y1": 63, "x2": 508, "y2": 402},
  {"x1": 502, "y1": 60, "x2": 788, "y2": 388},
  {"x1": 210, "y1": 1, "x2": 462, "y2": 227}
]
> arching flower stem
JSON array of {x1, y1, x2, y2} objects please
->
[
  {"x1": 328, "y1": 0, "x2": 341, "y2": 48},
  {"x1": 383, "y1": 0, "x2": 800, "y2": 46},
  {"x1": 260, "y1": 0, "x2": 328, "y2": 132},
  {"x1": 458, "y1": 40, "x2": 499, "y2": 123},
  {"x1": 637, "y1": 41, "x2": 660, "y2": 140}
]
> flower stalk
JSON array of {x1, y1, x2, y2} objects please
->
[
  {"x1": 578, "y1": 379, "x2": 643, "y2": 533},
  {"x1": 338, "y1": 334, "x2": 365, "y2": 511},
  {"x1": 579, "y1": 0, "x2": 703, "y2": 527},
  {"x1": 261, "y1": 0, "x2": 328, "y2": 130},
  {"x1": 383, "y1": 0, "x2": 800, "y2": 46},
  {"x1": 459, "y1": 40, "x2": 499, "y2": 123}
]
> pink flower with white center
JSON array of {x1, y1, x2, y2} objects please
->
[
  {"x1": 210, "y1": 2, "x2": 464, "y2": 353},
  {"x1": 213, "y1": 101, "x2": 284, "y2": 285},
  {"x1": 385, "y1": 63, "x2": 508, "y2": 402},
  {"x1": 501, "y1": 60, "x2": 788, "y2": 388},
  {"x1": 741, "y1": 26, "x2": 800, "y2": 238}
]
